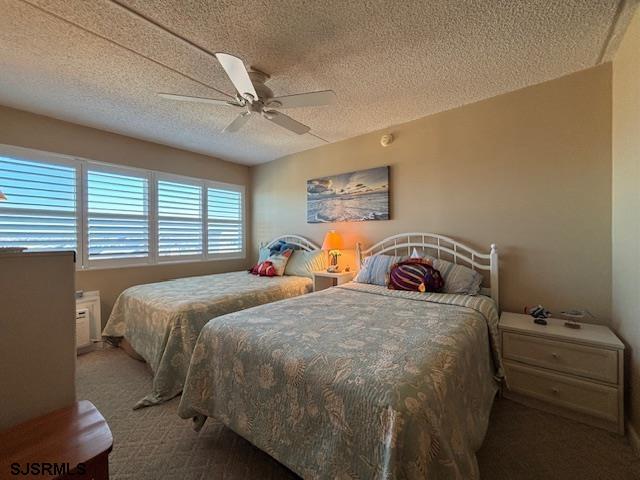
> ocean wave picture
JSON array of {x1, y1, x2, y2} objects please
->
[{"x1": 307, "y1": 166, "x2": 389, "y2": 223}]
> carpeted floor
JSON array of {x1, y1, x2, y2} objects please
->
[{"x1": 77, "y1": 346, "x2": 640, "y2": 479}]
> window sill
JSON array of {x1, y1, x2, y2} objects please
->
[{"x1": 77, "y1": 254, "x2": 246, "y2": 272}]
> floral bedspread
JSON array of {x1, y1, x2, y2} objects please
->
[
  {"x1": 102, "y1": 271, "x2": 312, "y2": 408},
  {"x1": 178, "y1": 282, "x2": 503, "y2": 479}
]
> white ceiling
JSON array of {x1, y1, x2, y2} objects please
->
[{"x1": 0, "y1": 0, "x2": 637, "y2": 165}]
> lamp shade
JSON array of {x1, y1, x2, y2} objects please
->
[{"x1": 321, "y1": 230, "x2": 343, "y2": 251}]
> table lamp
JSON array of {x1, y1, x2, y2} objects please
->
[{"x1": 322, "y1": 230, "x2": 343, "y2": 272}]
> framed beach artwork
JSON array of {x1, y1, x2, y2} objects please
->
[{"x1": 307, "y1": 166, "x2": 390, "y2": 223}]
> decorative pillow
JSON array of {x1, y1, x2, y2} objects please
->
[
  {"x1": 250, "y1": 261, "x2": 277, "y2": 277},
  {"x1": 257, "y1": 246, "x2": 270, "y2": 263},
  {"x1": 269, "y1": 240, "x2": 297, "y2": 255},
  {"x1": 250, "y1": 248, "x2": 294, "y2": 277},
  {"x1": 388, "y1": 259, "x2": 444, "y2": 293},
  {"x1": 284, "y1": 250, "x2": 327, "y2": 278},
  {"x1": 354, "y1": 254, "x2": 405, "y2": 286}
]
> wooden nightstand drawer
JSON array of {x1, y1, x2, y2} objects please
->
[
  {"x1": 504, "y1": 361, "x2": 619, "y2": 423},
  {"x1": 499, "y1": 312, "x2": 624, "y2": 434},
  {"x1": 503, "y1": 332, "x2": 618, "y2": 383}
]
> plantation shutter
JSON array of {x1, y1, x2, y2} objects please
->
[
  {"x1": 86, "y1": 167, "x2": 149, "y2": 262},
  {"x1": 157, "y1": 179, "x2": 203, "y2": 258},
  {"x1": 0, "y1": 155, "x2": 78, "y2": 253},
  {"x1": 207, "y1": 186, "x2": 243, "y2": 256}
]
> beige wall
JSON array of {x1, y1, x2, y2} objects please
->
[
  {"x1": 612, "y1": 10, "x2": 640, "y2": 439},
  {"x1": 0, "y1": 105, "x2": 252, "y2": 323},
  {"x1": 0, "y1": 251, "x2": 76, "y2": 430},
  {"x1": 252, "y1": 65, "x2": 613, "y2": 320}
]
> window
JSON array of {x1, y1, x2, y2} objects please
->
[
  {"x1": 0, "y1": 145, "x2": 245, "y2": 269},
  {"x1": 207, "y1": 186, "x2": 244, "y2": 256},
  {"x1": 157, "y1": 178, "x2": 203, "y2": 258},
  {"x1": 0, "y1": 153, "x2": 79, "y2": 253},
  {"x1": 86, "y1": 166, "x2": 150, "y2": 264}
]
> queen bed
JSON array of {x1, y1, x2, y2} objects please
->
[
  {"x1": 177, "y1": 233, "x2": 503, "y2": 479},
  {"x1": 102, "y1": 235, "x2": 321, "y2": 408}
]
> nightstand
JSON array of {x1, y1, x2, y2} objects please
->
[
  {"x1": 499, "y1": 312, "x2": 624, "y2": 434},
  {"x1": 312, "y1": 271, "x2": 355, "y2": 292}
]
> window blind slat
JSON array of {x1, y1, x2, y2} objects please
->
[
  {"x1": 207, "y1": 186, "x2": 242, "y2": 255},
  {"x1": 0, "y1": 156, "x2": 78, "y2": 252},
  {"x1": 158, "y1": 180, "x2": 203, "y2": 257},
  {"x1": 87, "y1": 169, "x2": 149, "y2": 261},
  {"x1": 1, "y1": 150, "x2": 244, "y2": 266}
]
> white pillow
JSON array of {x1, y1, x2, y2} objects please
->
[
  {"x1": 284, "y1": 250, "x2": 327, "y2": 278},
  {"x1": 425, "y1": 255, "x2": 482, "y2": 295},
  {"x1": 412, "y1": 249, "x2": 483, "y2": 295}
]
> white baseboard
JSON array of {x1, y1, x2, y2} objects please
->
[{"x1": 629, "y1": 421, "x2": 640, "y2": 457}]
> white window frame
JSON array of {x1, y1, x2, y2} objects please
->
[
  {"x1": 0, "y1": 143, "x2": 246, "y2": 270},
  {"x1": 83, "y1": 161, "x2": 153, "y2": 270},
  {"x1": 0, "y1": 144, "x2": 84, "y2": 265},
  {"x1": 155, "y1": 172, "x2": 205, "y2": 264},
  {"x1": 205, "y1": 180, "x2": 246, "y2": 261}
]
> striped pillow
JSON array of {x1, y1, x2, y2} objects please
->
[
  {"x1": 354, "y1": 254, "x2": 405, "y2": 286},
  {"x1": 388, "y1": 259, "x2": 444, "y2": 292}
]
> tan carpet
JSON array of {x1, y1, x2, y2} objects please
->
[{"x1": 77, "y1": 347, "x2": 640, "y2": 480}]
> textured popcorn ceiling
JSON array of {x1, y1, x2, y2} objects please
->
[{"x1": 0, "y1": 0, "x2": 637, "y2": 165}]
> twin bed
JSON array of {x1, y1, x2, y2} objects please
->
[
  {"x1": 105, "y1": 232, "x2": 502, "y2": 479},
  {"x1": 102, "y1": 234, "x2": 320, "y2": 408}
]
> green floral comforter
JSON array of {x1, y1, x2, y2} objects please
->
[
  {"x1": 102, "y1": 271, "x2": 313, "y2": 408},
  {"x1": 178, "y1": 282, "x2": 503, "y2": 479}
]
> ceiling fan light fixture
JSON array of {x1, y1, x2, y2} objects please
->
[{"x1": 161, "y1": 53, "x2": 334, "y2": 135}]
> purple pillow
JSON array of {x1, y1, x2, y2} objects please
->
[{"x1": 388, "y1": 259, "x2": 444, "y2": 293}]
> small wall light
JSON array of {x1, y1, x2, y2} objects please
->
[{"x1": 380, "y1": 133, "x2": 394, "y2": 147}]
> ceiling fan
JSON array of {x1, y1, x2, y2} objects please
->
[{"x1": 158, "y1": 53, "x2": 336, "y2": 135}]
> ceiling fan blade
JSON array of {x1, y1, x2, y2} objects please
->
[
  {"x1": 215, "y1": 53, "x2": 258, "y2": 102},
  {"x1": 264, "y1": 111, "x2": 310, "y2": 135},
  {"x1": 268, "y1": 90, "x2": 337, "y2": 109},
  {"x1": 158, "y1": 93, "x2": 240, "y2": 106},
  {"x1": 223, "y1": 112, "x2": 251, "y2": 133}
]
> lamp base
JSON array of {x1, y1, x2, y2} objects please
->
[{"x1": 326, "y1": 265, "x2": 342, "y2": 273}]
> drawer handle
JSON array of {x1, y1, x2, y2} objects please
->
[
  {"x1": 551, "y1": 352, "x2": 560, "y2": 359},
  {"x1": 551, "y1": 387, "x2": 559, "y2": 395}
]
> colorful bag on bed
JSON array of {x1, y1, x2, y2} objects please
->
[
  {"x1": 249, "y1": 248, "x2": 293, "y2": 276},
  {"x1": 388, "y1": 258, "x2": 444, "y2": 293}
]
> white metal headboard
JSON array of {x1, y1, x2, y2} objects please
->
[
  {"x1": 262, "y1": 234, "x2": 321, "y2": 252},
  {"x1": 356, "y1": 232, "x2": 499, "y2": 303}
]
